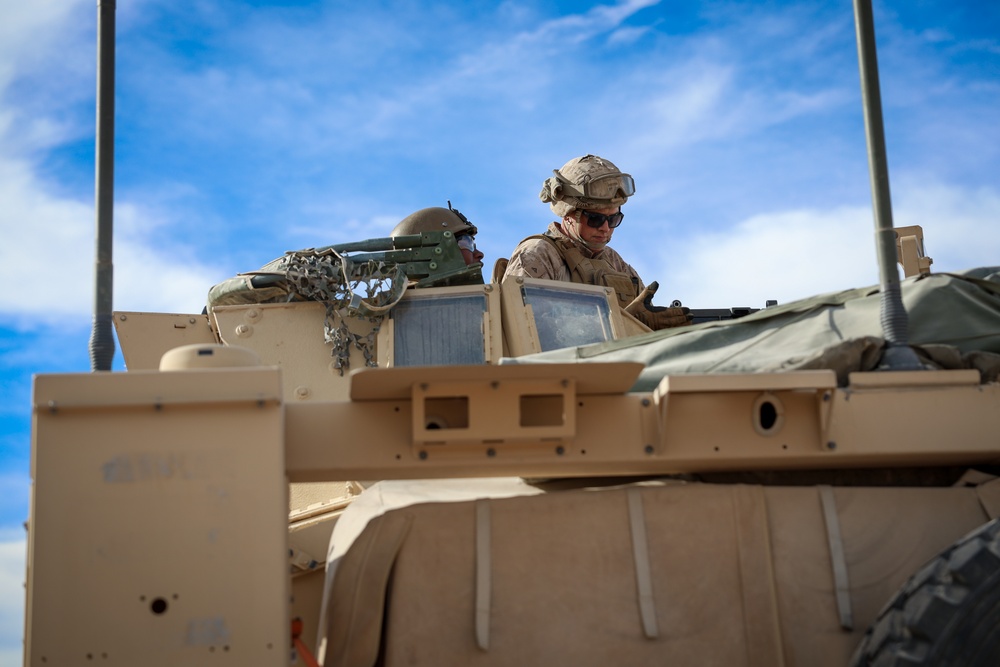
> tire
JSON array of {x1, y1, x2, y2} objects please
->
[{"x1": 850, "y1": 518, "x2": 1000, "y2": 667}]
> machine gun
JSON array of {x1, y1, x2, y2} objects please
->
[
  {"x1": 672, "y1": 299, "x2": 778, "y2": 325},
  {"x1": 207, "y1": 230, "x2": 483, "y2": 313},
  {"x1": 205, "y1": 230, "x2": 483, "y2": 373}
]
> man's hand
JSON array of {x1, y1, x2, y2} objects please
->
[{"x1": 625, "y1": 281, "x2": 692, "y2": 330}]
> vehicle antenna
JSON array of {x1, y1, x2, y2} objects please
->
[
  {"x1": 89, "y1": 0, "x2": 117, "y2": 371},
  {"x1": 852, "y1": 0, "x2": 924, "y2": 371}
]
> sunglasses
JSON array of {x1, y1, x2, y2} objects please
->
[{"x1": 580, "y1": 210, "x2": 624, "y2": 229}]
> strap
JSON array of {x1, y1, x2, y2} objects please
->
[
  {"x1": 819, "y1": 486, "x2": 853, "y2": 630},
  {"x1": 475, "y1": 499, "x2": 492, "y2": 650},
  {"x1": 626, "y1": 488, "x2": 659, "y2": 639}
]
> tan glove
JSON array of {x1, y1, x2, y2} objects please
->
[{"x1": 625, "y1": 281, "x2": 692, "y2": 330}]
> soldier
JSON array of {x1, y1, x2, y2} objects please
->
[
  {"x1": 502, "y1": 154, "x2": 691, "y2": 330},
  {"x1": 391, "y1": 203, "x2": 484, "y2": 267}
]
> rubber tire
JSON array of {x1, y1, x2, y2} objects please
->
[{"x1": 850, "y1": 518, "x2": 1000, "y2": 667}]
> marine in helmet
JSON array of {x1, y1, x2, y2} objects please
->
[
  {"x1": 501, "y1": 154, "x2": 691, "y2": 330},
  {"x1": 391, "y1": 203, "x2": 484, "y2": 267}
]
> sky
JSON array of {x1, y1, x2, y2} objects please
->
[{"x1": 1, "y1": 0, "x2": 999, "y2": 662}]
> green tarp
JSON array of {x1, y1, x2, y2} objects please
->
[{"x1": 503, "y1": 268, "x2": 1000, "y2": 390}]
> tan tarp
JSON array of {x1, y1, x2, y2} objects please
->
[{"x1": 324, "y1": 480, "x2": 993, "y2": 667}]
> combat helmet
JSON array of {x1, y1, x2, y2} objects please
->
[
  {"x1": 391, "y1": 202, "x2": 478, "y2": 238},
  {"x1": 539, "y1": 154, "x2": 635, "y2": 217}
]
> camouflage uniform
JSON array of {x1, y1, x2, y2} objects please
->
[
  {"x1": 504, "y1": 154, "x2": 691, "y2": 329},
  {"x1": 503, "y1": 221, "x2": 646, "y2": 309}
]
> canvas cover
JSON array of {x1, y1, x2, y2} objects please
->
[
  {"x1": 323, "y1": 479, "x2": 1000, "y2": 667},
  {"x1": 503, "y1": 268, "x2": 1000, "y2": 390}
]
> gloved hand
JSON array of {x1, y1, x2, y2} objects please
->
[{"x1": 624, "y1": 281, "x2": 692, "y2": 330}]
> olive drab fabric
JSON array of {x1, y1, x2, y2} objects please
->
[{"x1": 508, "y1": 267, "x2": 1000, "y2": 391}]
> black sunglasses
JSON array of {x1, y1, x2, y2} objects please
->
[{"x1": 580, "y1": 210, "x2": 624, "y2": 229}]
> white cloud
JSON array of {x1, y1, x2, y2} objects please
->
[
  {"x1": 634, "y1": 180, "x2": 1000, "y2": 310},
  {"x1": 0, "y1": 532, "x2": 26, "y2": 667},
  {"x1": 660, "y1": 205, "x2": 878, "y2": 308},
  {"x1": 0, "y1": 158, "x2": 223, "y2": 322},
  {"x1": 893, "y1": 181, "x2": 1000, "y2": 274}
]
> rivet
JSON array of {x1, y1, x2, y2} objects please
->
[
  {"x1": 644, "y1": 445, "x2": 654, "y2": 454},
  {"x1": 826, "y1": 441, "x2": 837, "y2": 450},
  {"x1": 486, "y1": 448, "x2": 496, "y2": 458},
  {"x1": 419, "y1": 450, "x2": 428, "y2": 460},
  {"x1": 555, "y1": 446, "x2": 565, "y2": 456},
  {"x1": 641, "y1": 398, "x2": 650, "y2": 407}
]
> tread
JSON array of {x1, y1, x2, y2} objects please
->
[{"x1": 850, "y1": 519, "x2": 1000, "y2": 667}]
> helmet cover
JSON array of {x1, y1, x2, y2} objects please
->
[{"x1": 539, "y1": 154, "x2": 635, "y2": 217}]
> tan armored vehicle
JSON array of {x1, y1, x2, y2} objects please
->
[{"x1": 22, "y1": 2, "x2": 1000, "y2": 666}]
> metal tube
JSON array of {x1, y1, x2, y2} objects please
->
[
  {"x1": 89, "y1": 0, "x2": 117, "y2": 371},
  {"x1": 852, "y1": 0, "x2": 922, "y2": 369}
]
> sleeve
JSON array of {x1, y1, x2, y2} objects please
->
[{"x1": 502, "y1": 238, "x2": 572, "y2": 282}]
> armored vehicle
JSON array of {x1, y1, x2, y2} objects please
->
[{"x1": 22, "y1": 1, "x2": 1000, "y2": 665}]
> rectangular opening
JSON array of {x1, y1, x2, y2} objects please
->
[
  {"x1": 520, "y1": 394, "x2": 564, "y2": 427},
  {"x1": 423, "y1": 396, "x2": 469, "y2": 430}
]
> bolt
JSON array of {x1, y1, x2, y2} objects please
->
[
  {"x1": 644, "y1": 445, "x2": 654, "y2": 454},
  {"x1": 641, "y1": 398, "x2": 650, "y2": 407},
  {"x1": 419, "y1": 450, "x2": 428, "y2": 460},
  {"x1": 555, "y1": 446, "x2": 565, "y2": 456},
  {"x1": 826, "y1": 441, "x2": 837, "y2": 450},
  {"x1": 486, "y1": 448, "x2": 496, "y2": 458}
]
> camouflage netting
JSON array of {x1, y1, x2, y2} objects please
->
[
  {"x1": 208, "y1": 248, "x2": 407, "y2": 374},
  {"x1": 503, "y1": 267, "x2": 1000, "y2": 389}
]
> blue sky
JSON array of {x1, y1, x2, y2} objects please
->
[{"x1": 2, "y1": 0, "x2": 999, "y2": 662}]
